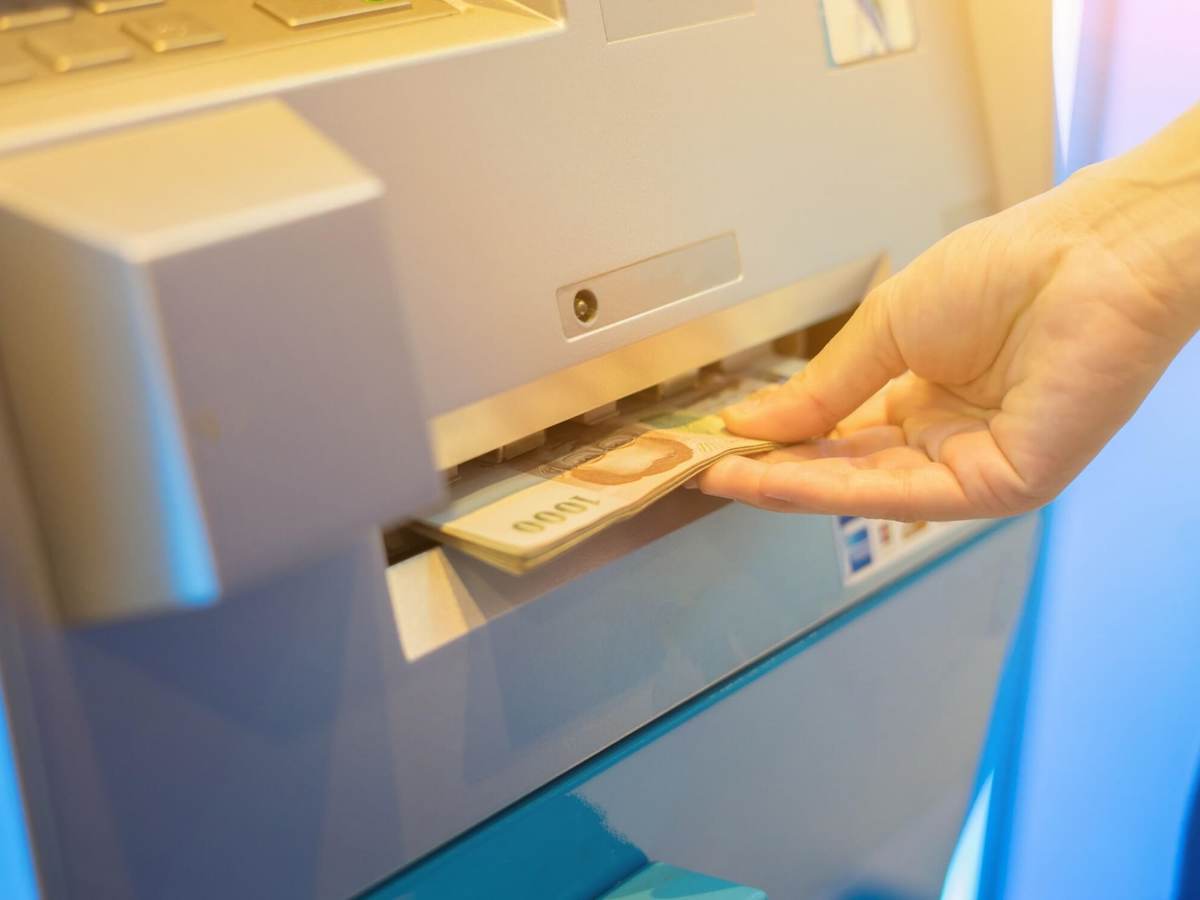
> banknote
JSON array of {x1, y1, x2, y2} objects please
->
[{"x1": 413, "y1": 355, "x2": 805, "y2": 574}]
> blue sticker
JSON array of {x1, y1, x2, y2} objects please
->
[{"x1": 846, "y1": 528, "x2": 872, "y2": 572}]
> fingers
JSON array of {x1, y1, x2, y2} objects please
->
[
  {"x1": 699, "y1": 438, "x2": 981, "y2": 521},
  {"x1": 698, "y1": 426, "x2": 908, "y2": 508},
  {"x1": 828, "y1": 383, "x2": 894, "y2": 436},
  {"x1": 755, "y1": 425, "x2": 906, "y2": 464},
  {"x1": 755, "y1": 455, "x2": 974, "y2": 521},
  {"x1": 694, "y1": 456, "x2": 805, "y2": 513},
  {"x1": 699, "y1": 419, "x2": 1035, "y2": 520},
  {"x1": 721, "y1": 281, "x2": 908, "y2": 442}
]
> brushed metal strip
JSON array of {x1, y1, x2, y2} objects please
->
[{"x1": 556, "y1": 232, "x2": 741, "y2": 340}]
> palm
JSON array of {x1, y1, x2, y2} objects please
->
[{"x1": 698, "y1": 202, "x2": 1181, "y2": 521}]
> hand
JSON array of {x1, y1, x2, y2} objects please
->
[{"x1": 697, "y1": 114, "x2": 1200, "y2": 521}]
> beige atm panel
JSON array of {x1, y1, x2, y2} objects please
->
[
  {"x1": 0, "y1": 0, "x2": 1052, "y2": 622},
  {"x1": 0, "y1": 3, "x2": 1056, "y2": 898}
]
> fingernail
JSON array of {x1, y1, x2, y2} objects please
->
[{"x1": 682, "y1": 477, "x2": 699, "y2": 490}]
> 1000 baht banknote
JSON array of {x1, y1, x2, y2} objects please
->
[{"x1": 414, "y1": 356, "x2": 805, "y2": 573}]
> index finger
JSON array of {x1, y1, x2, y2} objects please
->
[{"x1": 720, "y1": 280, "x2": 908, "y2": 442}]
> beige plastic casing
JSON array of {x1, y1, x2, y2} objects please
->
[
  {"x1": 0, "y1": 0, "x2": 1053, "y2": 448},
  {"x1": 0, "y1": 0, "x2": 1053, "y2": 621},
  {"x1": 0, "y1": 3, "x2": 1055, "y2": 897}
]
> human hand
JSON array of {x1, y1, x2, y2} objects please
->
[{"x1": 697, "y1": 109, "x2": 1200, "y2": 521}]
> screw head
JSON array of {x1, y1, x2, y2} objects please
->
[{"x1": 573, "y1": 289, "x2": 598, "y2": 325}]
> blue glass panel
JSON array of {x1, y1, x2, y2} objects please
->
[
  {"x1": 362, "y1": 794, "x2": 646, "y2": 900},
  {"x1": 601, "y1": 862, "x2": 766, "y2": 899},
  {"x1": 0, "y1": 683, "x2": 38, "y2": 900}
]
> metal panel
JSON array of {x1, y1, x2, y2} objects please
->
[
  {"x1": 555, "y1": 233, "x2": 742, "y2": 341},
  {"x1": 367, "y1": 517, "x2": 1040, "y2": 898},
  {"x1": 0, "y1": 1, "x2": 1051, "y2": 446},
  {"x1": 0, "y1": 485, "x2": 1018, "y2": 897}
]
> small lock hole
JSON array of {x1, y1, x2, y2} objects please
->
[{"x1": 573, "y1": 289, "x2": 599, "y2": 325}]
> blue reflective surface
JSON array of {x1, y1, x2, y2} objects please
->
[
  {"x1": 129, "y1": 280, "x2": 219, "y2": 606},
  {"x1": 999, "y1": 337, "x2": 1200, "y2": 900},
  {"x1": 944, "y1": 348, "x2": 1200, "y2": 900},
  {"x1": 601, "y1": 863, "x2": 766, "y2": 899},
  {"x1": 1180, "y1": 775, "x2": 1200, "y2": 898},
  {"x1": 940, "y1": 774, "x2": 992, "y2": 900},
  {"x1": 364, "y1": 793, "x2": 645, "y2": 900},
  {"x1": 0, "y1": 683, "x2": 38, "y2": 900},
  {"x1": 941, "y1": 507, "x2": 1056, "y2": 900}
]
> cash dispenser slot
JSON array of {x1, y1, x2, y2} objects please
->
[{"x1": 385, "y1": 284, "x2": 879, "y2": 571}]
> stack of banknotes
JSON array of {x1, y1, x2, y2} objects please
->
[{"x1": 413, "y1": 355, "x2": 805, "y2": 574}]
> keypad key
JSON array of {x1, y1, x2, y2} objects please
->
[
  {"x1": 256, "y1": 0, "x2": 413, "y2": 29},
  {"x1": 123, "y1": 11, "x2": 223, "y2": 52},
  {"x1": 78, "y1": 0, "x2": 163, "y2": 13},
  {"x1": 0, "y1": 1, "x2": 73, "y2": 31},
  {"x1": 24, "y1": 24, "x2": 132, "y2": 72}
]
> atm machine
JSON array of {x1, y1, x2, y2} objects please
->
[{"x1": 0, "y1": 1, "x2": 1053, "y2": 897}]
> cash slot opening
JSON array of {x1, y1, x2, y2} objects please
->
[{"x1": 380, "y1": 304, "x2": 858, "y2": 570}]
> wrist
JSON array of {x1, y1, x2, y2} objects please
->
[{"x1": 1062, "y1": 155, "x2": 1200, "y2": 344}]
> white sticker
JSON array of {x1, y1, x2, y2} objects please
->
[{"x1": 820, "y1": 0, "x2": 918, "y2": 67}]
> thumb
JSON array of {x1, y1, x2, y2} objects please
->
[{"x1": 723, "y1": 279, "x2": 908, "y2": 441}]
